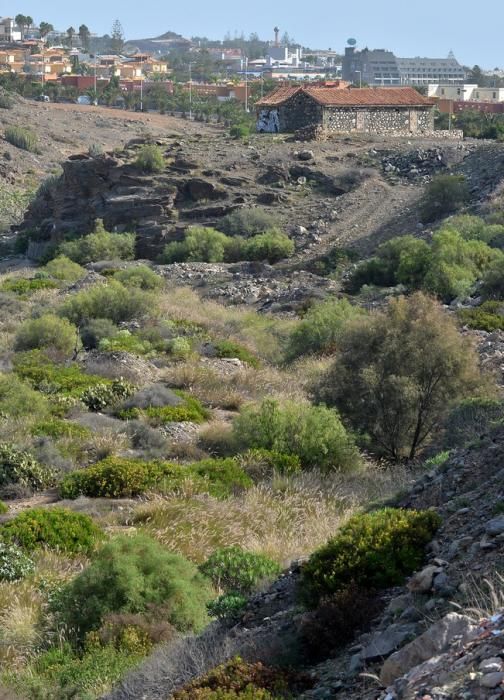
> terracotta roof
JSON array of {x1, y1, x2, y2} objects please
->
[{"x1": 256, "y1": 86, "x2": 433, "y2": 108}]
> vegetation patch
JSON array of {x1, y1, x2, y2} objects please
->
[
  {"x1": 0, "y1": 443, "x2": 55, "y2": 494},
  {"x1": 458, "y1": 301, "x2": 504, "y2": 331},
  {"x1": 4, "y1": 125, "x2": 38, "y2": 152},
  {"x1": 1, "y1": 276, "x2": 58, "y2": 297},
  {"x1": 299, "y1": 507, "x2": 441, "y2": 607},
  {"x1": 0, "y1": 507, "x2": 102, "y2": 554}
]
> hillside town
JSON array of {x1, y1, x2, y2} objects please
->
[{"x1": 1, "y1": 13, "x2": 504, "y2": 120}]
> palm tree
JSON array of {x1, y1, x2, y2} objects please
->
[
  {"x1": 66, "y1": 26, "x2": 75, "y2": 48},
  {"x1": 78, "y1": 24, "x2": 91, "y2": 52},
  {"x1": 39, "y1": 22, "x2": 54, "y2": 41},
  {"x1": 15, "y1": 14, "x2": 28, "y2": 39}
]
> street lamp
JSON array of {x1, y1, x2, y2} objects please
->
[{"x1": 355, "y1": 69, "x2": 362, "y2": 88}]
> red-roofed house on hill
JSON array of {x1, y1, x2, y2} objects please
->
[{"x1": 255, "y1": 85, "x2": 435, "y2": 135}]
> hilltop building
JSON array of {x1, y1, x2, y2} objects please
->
[
  {"x1": 0, "y1": 17, "x2": 21, "y2": 43},
  {"x1": 342, "y1": 46, "x2": 466, "y2": 86},
  {"x1": 256, "y1": 85, "x2": 434, "y2": 135}
]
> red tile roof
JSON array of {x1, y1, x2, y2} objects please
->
[{"x1": 256, "y1": 86, "x2": 433, "y2": 108}]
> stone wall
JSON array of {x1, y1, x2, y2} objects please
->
[
  {"x1": 322, "y1": 106, "x2": 435, "y2": 135},
  {"x1": 277, "y1": 92, "x2": 323, "y2": 132}
]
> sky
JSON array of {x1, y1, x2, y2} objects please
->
[{"x1": 10, "y1": 0, "x2": 504, "y2": 69}]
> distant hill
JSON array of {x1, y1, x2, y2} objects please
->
[{"x1": 124, "y1": 30, "x2": 192, "y2": 55}]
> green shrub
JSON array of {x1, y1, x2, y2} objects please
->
[
  {"x1": 80, "y1": 378, "x2": 134, "y2": 411},
  {"x1": 236, "y1": 449, "x2": 301, "y2": 480},
  {"x1": 4, "y1": 125, "x2": 38, "y2": 152},
  {"x1": 173, "y1": 656, "x2": 313, "y2": 700},
  {"x1": 213, "y1": 339, "x2": 260, "y2": 367},
  {"x1": 299, "y1": 508, "x2": 442, "y2": 607},
  {"x1": 59, "y1": 228, "x2": 135, "y2": 264},
  {"x1": 442, "y1": 397, "x2": 504, "y2": 448},
  {"x1": 80, "y1": 318, "x2": 119, "y2": 349},
  {"x1": 420, "y1": 174, "x2": 469, "y2": 223},
  {"x1": 120, "y1": 392, "x2": 209, "y2": 425},
  {"x1": 0, "y1": 371, "x2": 49, "y2": 418},
  {"x1": 0, "y1": 276, "x2": 58, "y2": 297},
  {"x1": 135, "y1": 144, "x2": 165, "y2": 173},
  {"x1": 0, "y1": 500, "x2": 7, "y2": 514},
  {"x1": 423, "y1": 450, "x2": 451, "y2": 469},
  {"x1": 230, "y1": 123, "x2": 251, "y2": 139},
  {"x1": 285, "y1": 298, "x2": 364, "y2": 361},
  {"x1": 57, "y1": 534, "x2": 212, "y2": 638},
  {"x1": 0, "y1": 443, "x2": 55, "y2": 493},
  {"x1": 14, "y1": 314, "x2": 78, "y2": 357},
  {"x1": 232, "y1": 399, "x2": 361, "y2": 472},
  {"x1": 481, "y1": 256, "x2": 504, "y2": 300},
  {"x1": 43, "y1": 255, "x2": 86, "y2": 282},
  {"x1": 458, "y1": 301, "x2": 504, "y2": 331},
  {"x1": 59, "y1": 457, "x2": 184, "y2": 499},
  {"x1": 98, "y1": 329, "x2": 155, "y2": 355},
  {"x1": 220, "y1": 208, "x2": 279, "y2": 237},
  {"x1": 239, "y1": 229, "x2": 294, "y2": 263},
  {"x1": 13, "y1": 350, "x2": 112, "y2": 397},
  {"x1": 113, "y1": 265, "x2": 163, "y2": 290},
  {"x1": 0, "y1": 507, "x2": 102, "y2": 554},
  {"x1": 31, "y1": 418, "x2": 91, "y2": 440},
  {"x1": 60, "y1": 281, "x2": 155, "y2": 325},
  {"x1": 0, "y1": 542, "x2": 34, "y2": 581},
  {"x1": 162, "y1": 226, "x2": 231, "y2": 264},
  {"x1": 186, "y1": 458, "x2": 253, "y2": 498},
  {"x1": 169, "y1": 336, "x2": 193, "y2": 359},
  {"x1": 206, "y1": 592, "x2": 248, "y2": 621},
  {"x1": 200, "y1": 546, "x2": 281, "y2": 594}
]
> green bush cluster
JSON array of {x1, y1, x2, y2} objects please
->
[
  {"x1": 0, "y1": 92, "x2": 14, "y2": 109},
  {"x1": 200, "y1": 546, "x2": 281, "y2": 595},
  {"x1": 60, "y1": 280, "x2": 155, "y2": 325},
  {"x1": 161, "y1": 226, "x2": 293, "y2": 264},
  {"x1": 220, "y1": 208, "x2": 279, "y2": 237},
  {"x1": 31, "y1": 418, "x2": 91, "y2": 440},
  {"x1": 0, "y1": 443, "x2": 55, "y2": 494},
  {"x1": 458, "y1": 301, "x2": 504, "y2": 331},
  {"x1": 118, "y1": 392, "x2": 209, "y2": 424},
  {"x1": 80, "y1": 378, "x2": 134, "y2": 411},
  {"x1": 232, "y1": 399, "x2": 361, "y2": 472},
  {"x1": 98, "y1": 329, "x2": 156, "y2": 355},
  {"x1": 0, "y1": 372, "x2": 49, "y2": 418},
  {"x1": 348, "y1": 226, "x2": 504, "y2": 302},
  {"x1": 1, "y1": 276, "x2": 58, "y2": 297},
  {"x1": 55, "y1": 534, "x2": 212, "y2": 639},
  {"x1": 173, "y1": 656, "x2": 313, "y2": 700},
  {"x1": 14, "y1": 314, "x2": 78, "y2": 357},
  {"x1": 60, "y1": 455, "x2": 252, "y2": 500},
  {"x1": 0, "y1": 507, "x2": 102, "y2": 554},
  {"x1": 299, "y1": 508, "x2": 442, "y2": 607},
  {"x1": 0, "y1": 542, "x2": 34, "y2": 581},
  {"x1": 206, "y1": 593, "x2": 248, "y2": 621},
  {"x1": 419, "y1": 174, "x2": 469, "y2": 223},
  {"x1": 237, "y1": 449, "x2": 301, "y2": 480},
  {"x1": 43, "y1": 255, "x2": 86, "y2": 282},
  {"x1": 135, "y1": 144, "x2": 165, "y2": 173},
  {"x1": 59, "y1": 457, "x2": 183, "y2": 499},
  {"x1": 113, "y1": 265, "x2": 163, "y2": 290},
  {"x1": 481, "y1": 257, "x2": 504, "y2": 300},
  {"x1": 4, "y1": 125, "x2": 38, "y2": 152},
  {"x1": 213, "y1": 340, "x2": 260, "y2": 368},
  {"x1": 59, "y1": 224, "x2": 135, "y2": 265},
  {"x1": 285, "y1": 298, "x2": 364, "y2": 361}
]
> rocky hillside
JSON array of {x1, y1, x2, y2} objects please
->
[{"x1": 104, "y1": 426, "x2": 503, "y2": 700}]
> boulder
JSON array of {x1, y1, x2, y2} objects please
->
[
  {"x1": 407, "y1": 565, "x2": 443, "y2": 593},
  {"x1": 360, "y1": 623, "x2": 418, "y2": 662},
  {"x1": 380, "y1": 613, "x2": 476, "y2": 686}
]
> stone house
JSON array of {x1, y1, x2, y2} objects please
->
[{"x1": 256, "y1": 86, "x2": 435, "y2": 135}]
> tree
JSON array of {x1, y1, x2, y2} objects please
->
[
  {"x1": 38, "y1": 22, "x2": 54, "y2": 41},
  {"x1": 315, "y1": 293, "x2": 483, "y2": 460},
  {"x1": 66, "y1": 26, "x2": 75, "y2": 48},
  {"x1": 420, "y1": 174, "x2": 469, "y2": 223},
  {"x1": 15, "y1": 14, "x2": 32, "y2": 39},
  {"x1": 111, "y1": 19, "x2": 124, "y2": 54},
  {"x1": 78, "y1": 24, "x2": 91, "y2": 52}
]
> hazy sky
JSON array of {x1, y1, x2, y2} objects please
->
[{"x1": 12, "y1": 0, "x2": 503, "y2": 68}]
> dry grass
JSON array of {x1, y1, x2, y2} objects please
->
[
  {"x1": 127, "y1": 464, "x2": 413, "y2": 566},
  {"x1": 458, "y1": 571, "x2": 504, "y2": 620},
  {"x1": 0, "y1": 581, "x2": 45, "y2": 667},
  {"x1": 158, "y1": 287, "x2": 296, "y2": 364}
]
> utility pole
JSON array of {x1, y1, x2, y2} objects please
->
[
  {"x1": 140, "y1": 66, "x2": 143, "y2": 111},
  {"x1": 244, "y1": 55, "x2": 248, "y2": 112},
  {"x1": 189, "y1": 62, "x2": 192, "y2": 120}
]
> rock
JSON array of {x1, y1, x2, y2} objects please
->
[
  {"x1": 185, "y1": 178, "x2": 227, "y2": 201},
  {"x1": 485, "y1": 515, "x2": 504, "y2": 536},
  {"x1": 432, "y1": 571, "x2": 455, "y2": 597},
  {"x1": 479, "y1": 658, "x2": 503, "y2": 673},
  {"x1": 380, "y1": 613, "x2": 477, "y2": 686},
  {"x1": 480, "y1": 672, "x2": 504, "y2": 688},
  {"x1": 360, "y1": 623, "x2": 418, "y2": 662},
  {"x1": 407, "y1": 565, "x2": 443, "y2": 593},
  {"x1": 297, "y1": 149, "x2": 315, "y2": 161}
]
